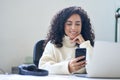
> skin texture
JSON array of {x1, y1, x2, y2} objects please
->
[{"x1": 64, "y1": 14, "x2": 81, "y2": 40}]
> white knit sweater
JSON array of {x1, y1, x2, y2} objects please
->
[{"x1": 38, "y1": 36, "x2": 93, "y2": 74}]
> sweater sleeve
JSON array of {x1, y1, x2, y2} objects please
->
[
  {"x1": 38, "y1": 42, "x2": 70, "y2": 74},
  {"x1": 79, "y1": 40, "x2": 93, "y2": 73},
  {"x1": 73, "y1": 40, "x2": 93, "y2": 74},
  {"x1": 79, "y1": 40, "x2": 93, "y2": 60}
]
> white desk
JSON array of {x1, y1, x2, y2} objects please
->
[{"x1": 0, "y1": 74, "x2": 120, "y2": 80}]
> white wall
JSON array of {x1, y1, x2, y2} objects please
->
[{"x1": 0, "y1": 0, "x2": 119, "y2": 73}]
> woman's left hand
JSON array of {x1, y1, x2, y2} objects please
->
[
  {"x1": 68, "y1": 56, "x2": 86, "y2": 73},
  {"x1": 71, "y1": 34, "x2": 85, "y2": 44}
]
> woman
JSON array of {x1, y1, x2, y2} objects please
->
[{"x1": 38, "y1": 6, "x2": 95, "y2": 74}]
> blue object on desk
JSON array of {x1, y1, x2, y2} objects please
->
[{"x1": 18, "y1": 64, "x2": 48, "y2": 76}]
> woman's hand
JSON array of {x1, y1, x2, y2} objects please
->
[
  {"x1": 68, "y1": 56, "x2": 86, "y2": 73},
  {"x1": 71, "y1": 34, "x2": 85, "y2": 44}
]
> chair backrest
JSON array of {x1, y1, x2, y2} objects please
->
[
  {"x1": 33, "y1": 40, "x2": 45, "y2": 67},
  {"x1": 18, "y1": 40, "x2": 49, "y2": 76}
]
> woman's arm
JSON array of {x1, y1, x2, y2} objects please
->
[
  {"x1": 69, "y1": 34, "x2": 93, "y2": 73},
  {"x1": 80, "y1": 40, "x2": 93, "y2": 74},
  {"x1": 38, "y1": 42, "x2": 70, "y2": 74}
]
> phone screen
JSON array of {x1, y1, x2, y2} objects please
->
[{"x1": 75, "y1": 48, "x2": 86, "y2": 62}]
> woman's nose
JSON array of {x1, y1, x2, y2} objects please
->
[{"x1": 71, "y1": 25, "x2": 76, "y2": 29}]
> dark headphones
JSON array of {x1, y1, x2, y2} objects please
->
[{"x1": 18, "y1": 64, "x2": 48, "y2": 76}]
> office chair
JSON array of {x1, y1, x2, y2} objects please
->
[
  {"x1": 33, "y1": 40, "x2": 45, "y2": 67},
  {"x1": 18, "y1": 40, "x2": 48, "y2": 76}
]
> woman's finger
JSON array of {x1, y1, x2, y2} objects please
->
[{"x1": 71, "y1": 34, "x2": 85, "y2": 44}]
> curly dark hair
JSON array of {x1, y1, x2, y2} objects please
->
[{"x1": 44, "y1": 6, "x2": 95, "y2": 48}]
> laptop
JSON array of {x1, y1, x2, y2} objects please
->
[{"x1": 75, "y1": 41, "x2": 120, "y2": 78}]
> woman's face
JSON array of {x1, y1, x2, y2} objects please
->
[{"x1": 64, "y1": 14, "x2": 82, "y2": 40}]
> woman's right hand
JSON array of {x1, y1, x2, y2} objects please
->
[
  {"x1": 68, "y1": 56, "x2": 86, "y2": 73},
  {"x1": 71, "y1": 34, "x2": 85, "y2": 44}
]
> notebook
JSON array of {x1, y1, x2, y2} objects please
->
[{"x1": 75, "y1": 41, "x2": 120, "y2": 78}]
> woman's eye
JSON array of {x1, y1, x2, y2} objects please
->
[
  {"x1": 76, "y1": 24, "x2": 80, "y2": 26},
  {"x1": 66, "y1": 23, "x2": 72, "y2": 26}
]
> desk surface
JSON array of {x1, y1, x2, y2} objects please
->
[{"x1": 0, "y1": 74, "x2": 120, "y2": 80}]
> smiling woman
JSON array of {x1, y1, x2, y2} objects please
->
[
  {"x1": 38, "y1": 6, "x2": 95, "y2": 74},
  {"x1": 64, "y1": 14, "x2": 82, "y2": 40},
  {"x1": 0, "y1": 0, "x2": 117, "y2": 75}
]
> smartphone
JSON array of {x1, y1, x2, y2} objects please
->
[{"x1": 75, "y1": 48, "x2": 86, "y2": 62}]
